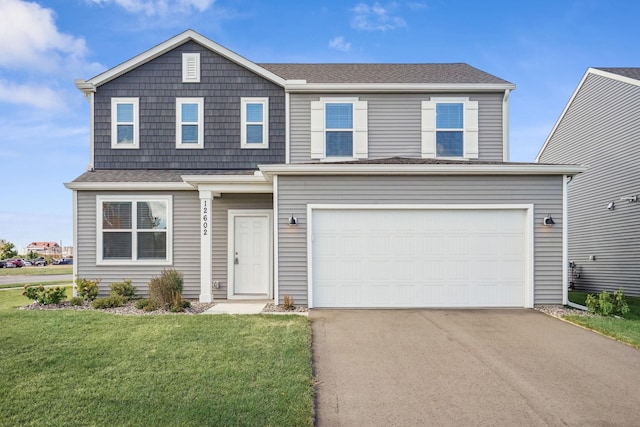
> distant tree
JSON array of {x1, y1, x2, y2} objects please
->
[
  {"x1": 0, "y1": 241, "x2": 18, "y2": 260},
  {"x1": 26, "y1": 250, "x2": 38, "y2": 260}
]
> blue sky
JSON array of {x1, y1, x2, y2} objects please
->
[{"x1": 1, "y1": 0, "x2": 639, "y2": 252}]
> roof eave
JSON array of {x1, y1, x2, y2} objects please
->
[
  {"x1": 85, "y1": 30, "x2": 286, "y2": 88},
  {"x1": 284, "y1": 82, "x2": 516, "y2": 93},
  {"x1": 64, "y1": 182, "x2": 194, "y2": 191}
]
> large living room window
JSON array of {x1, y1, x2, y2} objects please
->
[
  {"x1": 97, "y1": 196, "x2": 172, "y2": 265},
  {"x1": 111, "y1": 98, "x2": 139, "y2": 149}
]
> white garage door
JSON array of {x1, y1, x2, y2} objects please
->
[{"x1": 311, "y1": 208, "x2": 529, "y2": 308}]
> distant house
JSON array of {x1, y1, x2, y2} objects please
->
[
  {"x1": 65, "y1": 30, "x2": 582, "y2": 308},
  {"x1": 24, "y1": 242, "x2": 62, "y2": 257},
  {"x1": 537, "y1": 67, "x2": 640, "y2": 297}
]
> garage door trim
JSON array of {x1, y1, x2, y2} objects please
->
[{"x1": 307, "y1": 204, "x2": 534, "y2": 308}]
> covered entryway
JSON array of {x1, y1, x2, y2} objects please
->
[{"x1": 309, "y1": 205, "x2": 532, "y2": 308}]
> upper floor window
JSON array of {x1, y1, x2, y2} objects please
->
[
  {"x1": 111, "y1": 98, "x2": 139, "y2": 149},
  {"x1": 182, "y1": 53, "x2": 200, "y2": 83},
  {"x1": 176, "y1": 98, "x2": 204, "y2": 149},
  {"x1": 97, "y1": 195, "x2": 172, "y2": 265},
  {"x1": 421, "y1": 97, "x2": 478, "y2": 159},
  {"x1": 241, "y1": 97, "x2": 269, "y2": 149},
  {"x1": 310, "y1": 97, "x2": 368, "y2": 160}
]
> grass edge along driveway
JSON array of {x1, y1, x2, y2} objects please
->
[{"x1": 0, "y1": 288, "x2": 314, "y2": 426}]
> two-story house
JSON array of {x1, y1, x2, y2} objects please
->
[
  {"x1": 537, "y1": 68, "x2": 640, "y2": 297},
  {"x1": 66, "y1": 30, "x2": 582, "y2": 308}
]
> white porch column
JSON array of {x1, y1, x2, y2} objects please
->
[{"x1": 199, "y1": 190, "x2": 213, "y2": 302}]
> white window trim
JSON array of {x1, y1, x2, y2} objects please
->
[
  {"x1": 310, "y1": 97, "x2": 368, "y2": 160},
  {"x1": 182, "y1": 53, "x2": 200, "y2": 83},
  {"x1": 241, "y1": 97, "x2": 269, "y2": 149},
  {"x1": 421, "y1": 97, "x2": 478, "y2": 160},
  {"x1": 176, "y1": 98, "x2": 204, "y2": 149},
  {"x1": 96, "y1": 195, "x2": 173, "y2": 266},
  {"x1": 111, "y1": 98, "x2": 139, "y2": 149}
]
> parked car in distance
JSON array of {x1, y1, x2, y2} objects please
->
[
  {"x1": 0, "y1": 260, "x2": 6, "y2": 268},
  {"x1": 21, "y1": 260, "x2": 32, "y2": 267},
  {"x1": 54, "y1": 258, "x2": 73, "y2": 265},
  {"x1": 6, "y1": 259, "x2": 22, "y2": 268},
  {"x1": 32, "y1": 257, "x2": 47, "y2": 266}
]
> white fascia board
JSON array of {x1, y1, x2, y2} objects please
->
[
  {"x1": 75, "y1": 80, "x2": 96, "y2": 96},
  {"x1": 284, "y1": 82, "x2": 516, "y2": 93},
  {"x1": 86, "y1": 30, "x2": 286, "y2": 88},
  {"x1": 259, "y1": 163, "x2": 586, "y2": 180},
  {"x1": 181, "y1": 174, "x2": 273, "y2": 193},
  {"x1": 64, "y1": 181, "x2": 193, "y2": 191}
]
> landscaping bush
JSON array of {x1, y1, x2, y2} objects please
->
[
  {"x1": 586, "y1": 288, "x2": 630, "y2": 317},
  {"x1": 135, "y1": 299, "x2": 151, "y2": 310},
  {"x1": 109, "y1": 279, "x2": 137, "y2": 301},
  {"x1": 76, "y1": 277, "x2": 100, "y2": 301},
  {"x1": 69, "y1": 296, "x2": 84, "y2": 306},
  {"x1": 22, "y1": 285, "x2": 67, "y2": 305},
  {"x1": 148, "y1": 269, "x2": 184, "y2": 311},
  {"x1": 92, "y1": 295, "x2": 125, "y2": 309}
]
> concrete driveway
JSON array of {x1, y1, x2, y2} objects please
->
[{"x1": 311, "y1": 309, "x2": 640, "y2": 426}]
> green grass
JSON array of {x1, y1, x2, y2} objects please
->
[
  {"x1": 566, "y1": 290, "x2": 640, "y2": 349},
  {"x1": 0, "y1": 265, "x2": 73, "y2": 276},
  {"x1": 0, "y1": 280, "x2": 72, "y2": 290},
  {"x1": 0, "y1": 288, "x2": 314, "y2": 426}
]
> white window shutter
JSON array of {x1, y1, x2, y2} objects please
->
[
  {"x1": 310, "y1": 100, "x2": 324, "y2": 159},
  {"x1": 421, "y1": 101, "x2": 436, "y2": 158},
  {"x1": 182, "y1": 53, "x2": 200, "y2": 83},
  {"x1": 353, "y1": 100, "x2": 368, "y2": 159},
  {"x1": 464, "y1": 100, "x2": 479, "y2": 159}
]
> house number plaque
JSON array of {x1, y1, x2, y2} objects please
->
[{"x1": 202, "y1": 200, "x2": 208, "y2": 236}]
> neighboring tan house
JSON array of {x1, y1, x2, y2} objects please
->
[
  {"x1": 65, "y1": 30, "x2": 582, "y2": 308},
  {"x1": 24, "y1": 242, "x2": 62, "y2": 257},
  {"x1": 537, "y1": 67, "x2": 640, "y2": 297}
]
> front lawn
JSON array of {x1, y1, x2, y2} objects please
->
[
  {"x1": 0, "y1": 265, "x2": 73, "y2": 276},
  {"x1": 0, "y1": 288, "x2": 314, "y2": 426},
  {"x1": 566, "y1": 290, "x2": 640, "y2": 349}
]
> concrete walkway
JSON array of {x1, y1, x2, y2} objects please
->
[
  {"x1": 311, "y1": 309, "x2": 640, "y2": 427},
  {"x1": 203, "y1": 300, "x2": 269, "y2": 314}
]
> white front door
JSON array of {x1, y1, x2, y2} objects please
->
[{"x1": 229, "y1": 211, "x2": 272, "y2": 298}]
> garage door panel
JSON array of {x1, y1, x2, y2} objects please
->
[{"x1": 311, "y1": 208, "x2": 528, "y2": 308}]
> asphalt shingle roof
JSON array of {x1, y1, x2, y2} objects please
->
[
  {"x1": 73, "y1": 169, "x2": 254, "y2": 183},
  {"x1": 595, "y1": 67, "x2": 640, "y2": 81},
  {"x1": 259, "y1": 63, "x2": 512, "y2": 85}
]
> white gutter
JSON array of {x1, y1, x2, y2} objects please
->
[
  {"x1": 502, "y1": 89, "x2": 511, "y2": 162},
  {"x1": 64, "y1": 182, "x2": 193, "y2": 191},
  {"x1": 284, "y1": 82, "x2": 516, "y2": 94},
  {"x1": 259, "y1": 163, "x2": 586, "y2": 181}
]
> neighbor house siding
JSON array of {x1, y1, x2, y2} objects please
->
[
  {"x1": 289, "y1": 93, "x2": 504, "y2": 162},
  {"x1": 277, "y1": 175, "x2": 563, "y2": 306},
  {"x1": 93, "y1": 40, "x2": 285, "y2": 170},
  {"x1": 76, "y1": 190, "x2": 201, "y2": 297},
  {"x1": 539, "y1": 72, "x2": 640, "y2": 296}
]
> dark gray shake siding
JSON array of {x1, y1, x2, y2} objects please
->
[
  {"x1": 539, "y1": 73, "x2": 640, "y2": 296},
  {"x1": 76, "y1": 190, "x2": 272, "y2": 298},
  {"x1": 93, "y1": 40, "x2": 285, "y2": 170},
  {"x1": 289, "y1": 92, "x2": 505, "y2": 162},
  {"x1": 277, "y1": 175, "x2": 564, "y2": 306}
]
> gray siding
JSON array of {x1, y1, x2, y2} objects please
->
[
  {"x1": 277, "y1": 175, "x2": 563, "y2": 306},
  {"x1": 76, "y1": 190, "x2": 272, "y2": 299},
  {"x1": 77, "y1": 190, "x2": 201, "y2": 297},
  {"x1": 539, "y1": 73, "x2": 640, "y2": 296},
  {"x1": 289, "y1": 93, "x2": 504, "y2": 162},
  {"x1": 94, "y1": 40, "x2": 285, "y2": 170}
]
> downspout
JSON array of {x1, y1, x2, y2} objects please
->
[
  {"x1": 502, "y1": 89, "x2": 511, "y2": 162},
  {"x1": 562, "y1": 175, "x2": 569, "y2": 305}
]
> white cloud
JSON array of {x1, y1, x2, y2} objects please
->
[
  {"x1": 329, "y1": 36, "x2": 352, "y2": 52},
  {"x1": 88, "y1": 0, "x2": 215, "y2": 16},
  {"x1": 352, "y1": 2, "x2": 407, "y2": 31},
  {"x1": 0, "y1": 79, "x2": 65, "y2": 110}
]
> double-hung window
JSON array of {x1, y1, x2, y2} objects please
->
[
  {"x1": 421, "y1": 97, "x2": 479, "y2": 159},
  {"x1": 176, "y1": 98, "x2": 204, "y2": 149},
  {"x1": 241, "y1": 97, "x2": 269, "y2": 148},
  {"x1": 310, "y1": 97, "x2": 368, "y2": 159},
  {"x1": 98, "y1": 196, "x2": 172, "y2": 265},
  {"x1": 111, "y1": 98, "x2": 139, "y2": 149}
]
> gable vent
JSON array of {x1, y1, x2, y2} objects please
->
[{"x1": 182, "y1": 53, "x2": 200, "y2": 83}]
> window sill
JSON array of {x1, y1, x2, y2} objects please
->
[
  {"x1": 319, "y1": 157, "x2": 359, "y2": 162},
  {"x1": 241, "y1": 144, "x2": 269, "y2": 149}
]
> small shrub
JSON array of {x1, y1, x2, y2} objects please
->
[
  {"x1": 76, "y1": 277, "x2": 100, "y2": 301},
  {"x1": 148, "y1": 269, "x2": 184, "y2": 311},
  {"x1": 92, "y1": 295, "x2": 125, "y2": 309},
  {"x1": 283, "y1": 294, "x2": 295, "y2": 310},
  {"x1": 181, "y1": 300, "x2": 191, "y2": 309},
  {"x1": 23, "y1": 285, "x2": 67, "y2": 305},
  {"x1": 586, "y1": 288, "x2": 630, "y2": 316},
  {"x1": 69, "y1": 296, "x2": 84, "y2": 306},
  {"x1": 110, "y1": 279, "x2": 137, "y2": 301},
  {"x1": 135, "y1": 299, "x2": 151, "y2": 310}
]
